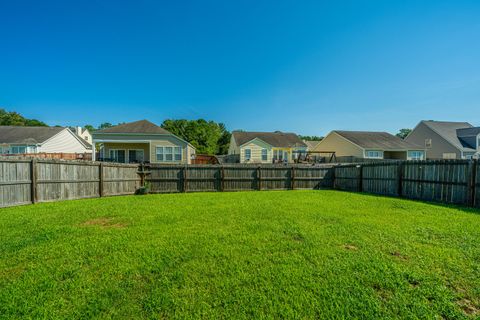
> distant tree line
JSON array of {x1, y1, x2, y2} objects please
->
[
  {"x1": 0, "y1": 108, "x2": 47, "y2": 127},
  {"x1": 299, "y1": 135, "x2": 323, "y2": 141}
]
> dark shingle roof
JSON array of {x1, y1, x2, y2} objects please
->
[
  {"x1": 456, "y1": 127, "x2": 480, "y2": 149},
  {"x1": 421, "y1": 121, "x2": 475, "y2": 152},
  {"x1": 0, "y1": 126, "x2": 65, "y2": 144},
  {"x1": 334, "y1": 131, "x2": 423, "y2": 150},
  {"x1": 232, "y1": 131, "x2": 307, "y2": 148},
  {"x1": 95, "y1": 120, "x2": 171, "y2": 134}
]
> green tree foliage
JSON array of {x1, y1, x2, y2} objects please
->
[
  {"x1": 299, "y1": 135, "x2": 323, "y2": 141},
  {"x1": 84, "y1": 124, "x2": 95, "y2": 132},
  {"x1": 161, "y1": 119, "x2": 231, "y2": 155},
  {"x1": 0, "y1": 108, "x2": 47, "y2": 126},
  {"x1": 98, "y1": 122, "x2": 113, "y2": 130},
  {"x1": 396, "y1": 128, "x2": 412, "y2": 139}
]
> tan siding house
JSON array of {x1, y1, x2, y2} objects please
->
[
  {"x1": 228, "y1": 131, "x2": 307, "y2": 164},
  {"x1": 0, "y1": 126, "x2": 91, "y2": 155},
  {"x1": 314, "y1": 131, "x2": 425, "y2": 160},
  {"x1": 406, "y1": 121, "x2": 479, "y2": 159},
  {"x1": 92, "y1": 120, "x2": 196, "y2": 164}
]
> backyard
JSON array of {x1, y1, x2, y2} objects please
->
[{"x1": 1, "y1": 190, "x2": 479, "y2": 319}]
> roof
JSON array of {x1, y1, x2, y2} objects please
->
[
  {"x1": 0, "y1": 126, "x2": 65, "y2": 144},
  {"x1": 333, "y1": 131, "x2": 423, "y2": 150},
  {"x1": 304, "y1": 140, "x2": 321, "y2": 150},
  {"x1": 95, "y1": 120, "x2": 172, "y2": 134},
  {"x1": 421, "y1": 120, "x2": 476, "y2": 152},
  {"x1": 232, "y1": 131, "x2": 307, "y2": 148}
]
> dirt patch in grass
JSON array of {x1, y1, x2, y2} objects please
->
[
  {"x1": 457, "y1": 298, "x2": 479, "y2": 316},
  {"x1": 80, "y1": 217, "x2": 128, "y2": 229},
  {"x1": 343, "y1": 244, "x2": 358, "y2": 251},
  {"x1": 391, "y1": 251, "x2": 408, "y2": 260}
]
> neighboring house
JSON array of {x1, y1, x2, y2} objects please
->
[
  {"x1": 228, "y1": 131, "x2": 307, "y2": 163},
  {"x1": 313, "y1": 130, "x2": 425, "y2": 160},
  {"x1": 304, "y1": 140, "x2": 321, "y2": 151},
  {"x1": 0, "y1": 126, "x2": 92, "y2": 155},
  {"x1": 92, "y1": 120, "x2": 196, "y2": 164},
  {"x1": 406, "y1": 120, "x2": 480, "y2": 159},
  {"x1": 71, "y1": 127, "x2": 92, "y2": 144}
]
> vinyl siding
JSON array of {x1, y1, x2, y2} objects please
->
[
  {"x1": 313, "y1": 132, "x2": 364, "y2": 157},
  {"x1": 228, "y1": 135, "x2": 239, "y2": 155},
  {"x1": 39, "y1": 129, "x2": 91, "y2": 153},
  {"x1": 240, "y1": 139, "x2": 272, "y2": 163},
  {"x1": 406, "y1": 122, "x2": 460, "y2": 159},
  {"x1": 93, "y1": 133, "x2": 195, "y2": 164}
]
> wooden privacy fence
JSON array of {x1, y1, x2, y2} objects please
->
[
  {"x1": 0, "y1": 158, "x2": 140, "y2": 207},
  {"x1": 334, "y1": 160, "x2": 480, "y2": 207},
  {"x1": 147, "y1": 164, "x2": 335, "y2": 193}
]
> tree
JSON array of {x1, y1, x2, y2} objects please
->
[
  {"x1": 98, "y1": 122, "x2": 113, "y2": 130},
  {"x1": 396, "y1": 129, "x2": 412, "y2": 139},
  {"x1": 161, "y1": 119, "x2": 231, "y2": 155},
  {"x1": 0, "y1": 108, "x2": 47, "y2": 127},
  {"x1": 299, "y1": 135, "x2": 323, "y2": 141},
  {"x1": 84, "y1": 124, "x2": 95, "y2": 132}
]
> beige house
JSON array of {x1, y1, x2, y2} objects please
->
[
  {"x1": 92, "y1": 120, "x2": 196, "y2": 164},
  {"x1": 406, "y1": 120, "x2": 480, "y2": 159},
  {"x1": 313, "y1": 130, "x2": 425, "y2": 160},
  {"x1": 0, "y1": 126, "x2": 92, "y2": 155},
  {"x1": 228, "y1": 131, "x2": 307, "y2": 163}
]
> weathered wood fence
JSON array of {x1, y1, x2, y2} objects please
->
[
  {"x1": 147, "y1": 164, "x2": 335, "y2": 193},
  {"x1": 1, "y1": 159, "x2": 479, "y2": 208},
  {"x1": 334, "y1": 160, "x2": 480, "y2": 207},
  {"x1": 0, "y1": 159, "x2": 140, "y2": 207}
]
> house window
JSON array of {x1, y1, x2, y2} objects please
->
[
  {"x1": 407, "y1": 151, "x2": 424, "y2": 160},
  {"x1": 261, "y1": 149, "x2": 267, "y2": 161},
  {"x1": 165, "y1": 147, "x2": 173, "y2": 161},
  {"x1": 156, "y1": 147, "x2": 164, "y2": 161},
  {"x1": 244, "y1": 149, "x2": 251, "y2": 161},
  {"x1": 477, "y1": 136, "x2": 480, "y2": 149},
  {"x1": 442, "y1": 153, "x2": 456, "y2": 159},
  {"x1": 128, "y1": 149, "x2": 144, "y2": 163},
  {"x1": 10, "y1": 145, "x2": 27, "y2": 154},
  {"x1": 174, "y1": 147, "x2": 182, "y2": 161},
  {"x1": 425, "y1": 139, "x2": 432, "y2": 148},
  {"x1": 365, "y1": 150, "x2": 383, "y2": 159},
  {"x1": 0, "y1": 147, "x2": 3, "y2": 154},
  {"x1": 109, "y1": 149, "x2": 126, "y2": 163}
]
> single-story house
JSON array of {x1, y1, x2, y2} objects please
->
[
  {"x1": 303, "y1": 140, "x2": 321, "y2": 151},
  {"x1": 405, "y1": 120, "x2": 480, "y2": 159},
  {"x1": 228, "y1": 131, "x2": 307, "y2": 163},
  {"x1": 92, "y1": 120, "x2": 196, "y2": 164},
  {"x1": 313, "y1": 130, "x2": 426, "y2": 160},
  {"x1": 0, "y1": 126, "x2": 92, "y2": 155}
]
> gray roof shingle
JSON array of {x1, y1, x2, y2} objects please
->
[
  {"x1": 95, "y1": 120, "x2": 171, "y2": 134},
  {"x1": 232, "y1": 131, "x2": 307, "y2": 148},
  {"x1": 334, "y1": 131, "x2": 423, "y2": 150},
  {"x1": 0, "y1": 126, "x2": 65, "y2": 144},
  {"x1": 421, "y1": 121, "x2": 476, "y2": 152}
]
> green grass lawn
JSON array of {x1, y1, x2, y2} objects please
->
[{"x1": 1, "y1": 191, "x2": 480, "y2": 319}]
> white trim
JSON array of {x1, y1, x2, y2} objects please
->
[
  {"x1": 93, "y1": 139, "x2": 151, "y2": 143},
  {"x1": 239, "y1": 137, "x2": 273, "y2": 148},
  {"x1": 93, "y1": 133, "x2": 196, "y2": 149}
]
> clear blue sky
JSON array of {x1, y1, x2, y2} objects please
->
[{"x1": 1, "y1": 0, "x2": 479, "y2": 136}]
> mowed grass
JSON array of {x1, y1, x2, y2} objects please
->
[{"x1": 1, "y1": 191, "x2": 480, "y2": 319}]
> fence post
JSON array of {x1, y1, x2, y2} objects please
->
[
  {"x1": 99, "y1": 162, "x2": 104, "y2": 197},
  {"x1": 220, "y1": 166, "x2": 225, "y2": 192},
  {"x1": 183, "y1": 166, "x2": 188, "y2": 192},
  {"x1": 257, "y1": 166, "x2": 262, "y2": 191},
  {"x1": 468, "y1": 159, "x2": 477, "y2": 207},
  {"x1": 358, "y1": 164, "x2": 363, "y2": 192},
  {"x1": 31, "y1": 159, "x2": 37, "y2": 204},
  {"x1": 397, "y1": 161, "x2": 404, "y2": 197},
  {"x1": 291, "y1": 166, "x2": 295, "y2": 190}
]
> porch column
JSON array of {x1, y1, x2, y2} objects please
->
[{"x1": 92, "y1": 140, "x2": 96, "y2": 161}]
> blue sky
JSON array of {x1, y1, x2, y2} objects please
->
[{"x1": 1, "y1": 0, "x2": 479, "y2": 136}]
